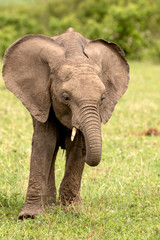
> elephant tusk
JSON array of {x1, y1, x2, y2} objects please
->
[{"x1": 71, "y1": 127, "x2": 77, "y2": 141}]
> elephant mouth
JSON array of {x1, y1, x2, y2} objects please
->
[{"x1": 81, "y1": 133, "x2": 86, "y2": 156}]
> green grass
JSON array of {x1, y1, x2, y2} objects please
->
[{"x1": 0, "y1": 61, "x2": 160, "y2": 239}]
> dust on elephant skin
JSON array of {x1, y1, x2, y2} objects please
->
[{"x1": 2, "y1": 27, "x2": 129, "y2": 219}]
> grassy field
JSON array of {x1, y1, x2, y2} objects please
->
[{"x1": 0, "y1": 61, "x2": 160, "y2": 239}]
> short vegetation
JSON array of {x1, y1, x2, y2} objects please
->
[
  {"x1": 0, "y1": 0, "x2": 160, "y2": 239},
  {"x1": 0, "y1": 60, "x2": 160, "y2": 239}
]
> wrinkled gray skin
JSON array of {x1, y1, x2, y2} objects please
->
[{"x1": 2, "y1": 28, "x2": 129, "y2": 219}]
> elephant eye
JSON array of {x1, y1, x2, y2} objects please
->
[
  {"x1": 62, "y1": 92, "x2": 70, "y2": 102},
  {"x1": 101, "y1": 93, "x2": 105, "y2": 102}
]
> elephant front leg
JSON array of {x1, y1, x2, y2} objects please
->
[
  {"x1": 19, "y1": 116, "x2": 59, "y2": 219},
  {"x1": 59, "y1": 131, "x2": 85, "y2": 207}
]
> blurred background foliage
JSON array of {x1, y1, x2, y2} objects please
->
[{"x1": 0, "y1": 0, "x2": 160, "y2": 60}]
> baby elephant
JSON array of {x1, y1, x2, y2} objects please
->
[{"x1": 3, "y1": 28, "x2": 129, "y2": 219}]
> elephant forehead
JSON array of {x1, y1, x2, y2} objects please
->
[
  {"x1": 62, "y1": 74, "x2": 105, "y2": 99},
  {"x1": 57, "y1": 63, "x2": 101, "y2": 81}
]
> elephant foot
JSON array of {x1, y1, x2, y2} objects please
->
[
  {"x1": 18, "y1": 205, "x2": 44, "y2": 220},
  {"x1": 60, "y1": 192, "x2": 83, "y2": 208},
  {"x1": 60, "y1": 197, "x2": 83, "y2": 213},
  {"x1": 19, "y1": 194, "x2": 56, "y2": 220}
]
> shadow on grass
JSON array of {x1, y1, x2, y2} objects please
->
[{"x1": 0, "y1": 191, "x2": 24, "y2": 219}]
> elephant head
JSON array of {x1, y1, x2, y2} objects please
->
[{"x1": 3, "y1": 28, "x2": 129, "y2": 167}]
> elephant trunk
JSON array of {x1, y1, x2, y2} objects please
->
[{"x1": 79, "y1": 103, "x2": 102, "y2": 167}]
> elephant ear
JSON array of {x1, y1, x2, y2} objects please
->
[
  {"x1": 3, "y1": 34, "x2": 64, "y2": 123},
  {"x1": 84, "y1": 39, "x2": 129, "y2": 124}
]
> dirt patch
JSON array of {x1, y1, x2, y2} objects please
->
[{"x1": 138, "y1": 128, "x2": 160, "y2": 136}]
